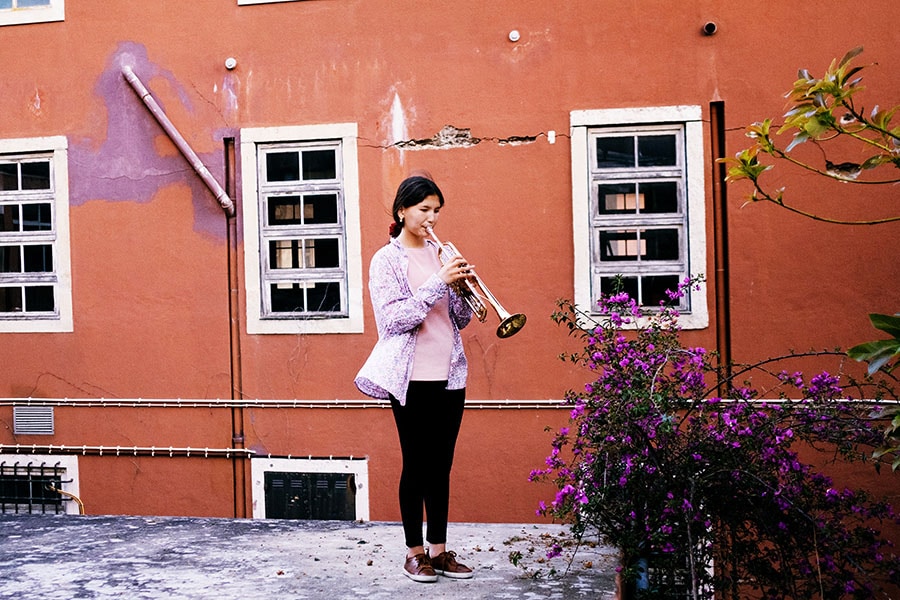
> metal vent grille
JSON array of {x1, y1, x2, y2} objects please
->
[
  {"x1": 13, "y1": 406, "x2": 55, "y2": 435},
  {"x1": 264, "y1": 471, "x2": 356, "y2": 520}
]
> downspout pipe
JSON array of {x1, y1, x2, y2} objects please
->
[
  {"x1": 122, "y1": 66, "x2": 235, "y2": 217},
  {"x1": 710, "y1": 101, "x2": 733, "y2": 388}
]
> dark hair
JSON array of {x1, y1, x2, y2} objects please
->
[{"x1": 389, "y1": 175, "x2": 444, "y2": 237}]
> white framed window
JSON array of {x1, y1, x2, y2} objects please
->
[
  {"x1": 571, "y1": 106, "x2": 708, "y2": 329},
  {"x1": 241, "y1": 123, "x2": 363, "y2": 334},
  {"x1": 0, "y1": 0, "x2": 64, "y2": 27},
  {"x1": 250, "y1": 457, "x2": 369, "y2": 521},
  {"x1": 0, "y1": 136, "x2": 73, "y2": 333}
]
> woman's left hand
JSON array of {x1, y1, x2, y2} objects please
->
[{"x1": 439, "y1": 256, "x2": 474, "y2": 285}]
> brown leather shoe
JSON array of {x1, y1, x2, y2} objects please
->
[
  {"x1": 430, "y1": 550, "x2": 474, "y2": 579},
  {"x1": 403, "y1": 552, "x2": 438, "y2": 583}
]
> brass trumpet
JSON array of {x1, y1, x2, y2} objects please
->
[{"x1": 426, "y1": 226, "x2": 526, "y2": 338}]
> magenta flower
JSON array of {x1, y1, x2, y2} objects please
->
[{"x1": 538, "y1": 278, "x2": 900, "y2": 596}]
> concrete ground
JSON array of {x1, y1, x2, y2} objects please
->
[{"x1": 0, "y1": 514, "x2": 619, "y2": 599}]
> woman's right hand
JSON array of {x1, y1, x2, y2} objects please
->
[{"x1": 439, "y1": 256, "x2": 474, "y2": 285}]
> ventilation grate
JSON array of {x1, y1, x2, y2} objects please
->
[
  {"x1": 13, "y1": 406, "x2": 55, "y2": 435},
  {"x1": 264, "y1": 471, "x2": 356, "y2": 520}
]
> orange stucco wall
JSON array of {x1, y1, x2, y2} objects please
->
[{"x1": 2, "y1": 1, "x2": 898, "y2": 521}]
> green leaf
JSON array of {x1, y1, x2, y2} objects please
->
[
  {"x1": 842, "y1": 65, "x2": 864, "y2": 84},
  {"x1": 870, "y1": 313, "x2": 900, "y2": 338},
  {"x1": 839, "y1": 46, "x2": 864, "y2": 67},
  {"x1": 847, "y1": 340, "x2": 900, "y2": 375},
  {"x1": 860, "y1": 155, "x2": 889, "y2": 170},
  {"x1": 784, "y1": 132, "x2": 810, "y2": 152}
]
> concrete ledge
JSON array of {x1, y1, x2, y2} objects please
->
[{"x1": 0, "y1": 515, "x2": 617, "y2": 599}]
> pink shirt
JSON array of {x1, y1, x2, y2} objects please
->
[{"x1": 405, "y1": 245, "x2": 453, "y2": 381}]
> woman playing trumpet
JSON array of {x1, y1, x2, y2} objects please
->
[{"x1": 355, "y1": 174, "x2": 476, "y2": 583}]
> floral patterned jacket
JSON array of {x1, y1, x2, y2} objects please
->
[{"x1": 355, "y1": 236, "x2": 473, "y2": 404}]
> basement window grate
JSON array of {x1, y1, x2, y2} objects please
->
[
  {"x1": 13, "y1": 406, "x2": 55, "y2": 435},
  {"x1": 264, "y1": 471, "x2": 355, "y2": 520},
  {"x1": 0, "y1": 460, "x2": 71, "y2": 514},
  {"x1": 251, "y1": 457, "x2": 369, "y2": 521}
]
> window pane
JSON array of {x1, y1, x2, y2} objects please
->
[
  {"x1": 0, "y1": 164, "x2": 17, "y2": 191},
  {"x1": 304, "y1": 194, "x2": 338, "y2": 224},
  {"x1": 306, "y1": 281, "x2": 341, "y2": 312},
  {"x1": 0, "y1": 246, "x2": 21, "y2": 272},
  {"x1": 306, "y1": 238, "x2": 340, "y2": 269},
  {"x1": 17, "y1": 0, "x2": 53, "y2": 7},
  {"x1": 641, "y1": 182, "x2": 678, "y2": 213},
  {"x1": 0, "y1": 205, "x2": 20, "y2": 232},
  {"x1": 23, "y1": 244, "x2": 53, "y2": 272},
  {"x1": 269, "y1": 238, "x2": 340, "y2": 269},
  {"x1": 21, "y1": 161, "x2": 50, "y2": 190},
  {"x1": 270, "y1": 240, "x2": 298, "y2": 269},
  {"x1": 596, "y1": 137, "x2": 634, "y2": 169},
  {"x1": 637, "y1": 135, "x2": 676, "y2": 167},
  {"x1": 271, "y1": 283, "x2": 305, "y2": 312},
  {"x1": 0, "y1": 1, "x2": 12, "y2": 9},
  {"x1": 642, "y1": 275, "x2": 680, "y2": 306},
  {"x1": 268, "y1": 196, "x2": 303, "y2": 226},
  {"x1": 25, "y1": 285, "x2": 55, "y2": 312},
  {"x1": 22, "y1": 203, "x2": 51, "y2": 231},
  {"x1": 643, "y1": 229, "x2": 680, "y2": 261},
  {"x1": 302, "y1": 149, "x2": 336, "y2": 180},
  {"x1": 0, "y1": 287, "x2": 23, "y2": 312},
  {"x1": 266, "y1": 152, "x2": 300, "y2": 182},
  {"x1": 269, "y1": 281, "x2": 342, "y2": 313},
  {"x1": 597, "y1": 183, "x2": 639, "y2": 215},
  {"x1": 600, "y1": 276, "x2": 637, "y2": 301},
  {"x1": 599, "y1": 230, "x2": 641, "y2": 262}
]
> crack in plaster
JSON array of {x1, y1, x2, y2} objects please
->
[{"x1": 386, "y1": 125, "x2": 560, "y2": 150}]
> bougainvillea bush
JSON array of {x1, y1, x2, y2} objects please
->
[{"x1": 532, "y1": 280, "x2": 900, "y2": 599}]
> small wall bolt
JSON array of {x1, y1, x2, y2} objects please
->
[
  {"x1": 225, "y1": 57, "x2": 238, "y2": 70},
  {"x1": 508, "y1": 30, "x2": 520, "y2": 43}
]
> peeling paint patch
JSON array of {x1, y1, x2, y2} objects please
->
[
  {"x1": 397, "y1": 125, "x2": 479, "y2": 149},
  {"x1": 395, "y1": 125, "x2": 539, "y2": 150},
  {"x1": 221, "y1": 74, "x2": 240, "y2": 121},
  {"x1": 28, "y1": 88, "x2": 43, "y2": 117},
  {"x1": 389, "y1": 92, "x2": 407, "y2": 146},
  {"x1": 495, "y1": 134, "x2": 540, "y2": 146},
  {"x1": 68, "y1": 42, "x2": 225, "y2": 240}
]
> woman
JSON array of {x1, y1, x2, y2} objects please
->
[{"x1": 355, "y1": 175, "x2": 475, "y2": 583}]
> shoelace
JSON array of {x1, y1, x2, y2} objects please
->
[
  {"x1": 410, "y1": 553, "x2": 433, "y2": 572},
  {"x1": 435, "y1": 551, "x2": 459, "y2": 567}
]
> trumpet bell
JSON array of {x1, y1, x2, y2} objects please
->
[{"x1": 497, "y1": 312, "x2": 527, "y2": 338}]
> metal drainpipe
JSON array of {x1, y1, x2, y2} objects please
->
[
  {"x1": 224, "y1": 137, "x2": 248, "y2": 519},
  {"x1": 710, "y1": 101, "x2": 733, "y2": 390},
  {"x1": 121, "y1": 66, "x2": 235, "y2": 217},
  {"x1": 123, "y1": 65, "x2": 244, "y2": 514}
]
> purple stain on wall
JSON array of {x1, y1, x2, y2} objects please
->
[{"x1": 69, "y1": 42, "x2": 233, "y2": 240}]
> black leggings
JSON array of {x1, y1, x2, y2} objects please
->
[{"x1": 390, "y1": 381, "x2": 466, "y2": 549}]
